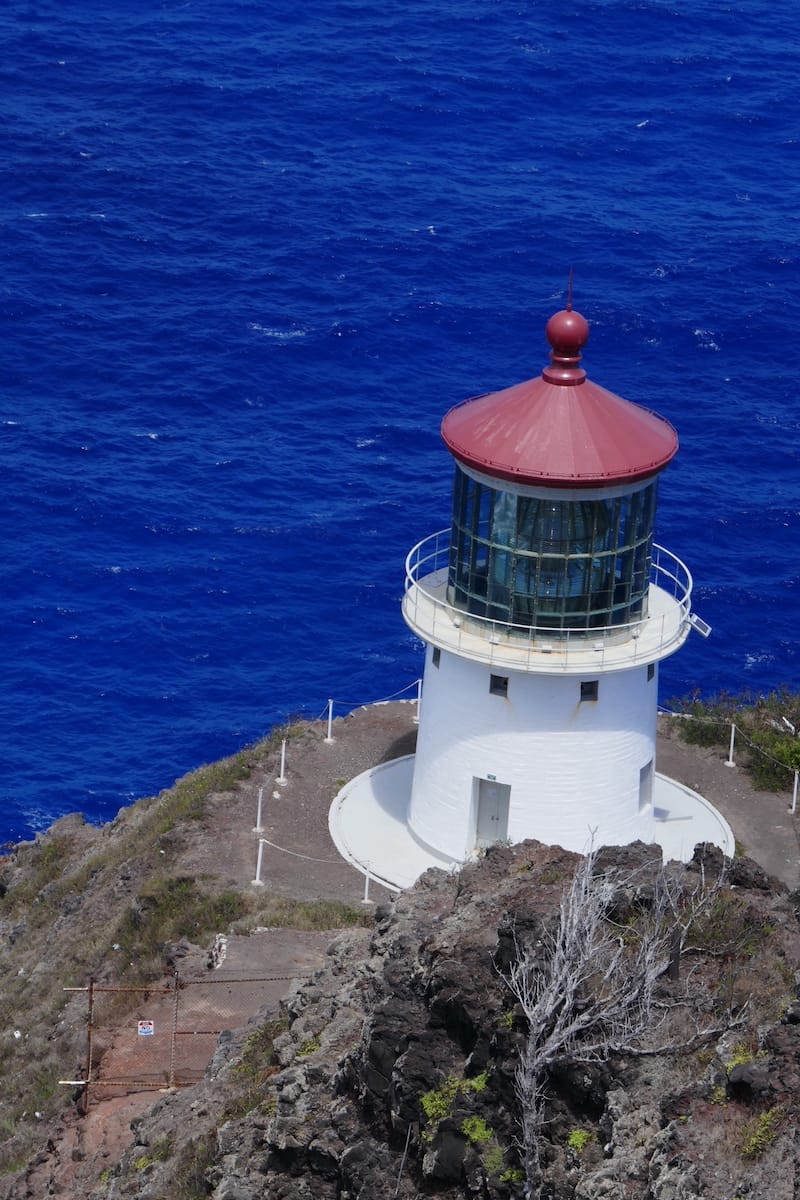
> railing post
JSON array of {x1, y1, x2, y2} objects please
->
[
  {"x1": 362, "y1": 862, "x2": 373, "y2": 904},
  {"x1": 253, "y1": 786, "x2": 264, "y2": 833},
  {"x1": 414, "y1": 678, "x2": 421, "y2": 724},
  {"x1": 324, "y1": 698, "x2": 334, "y2": 744},
  {"x1": 725, "y1": 722, "x2": 736, "y2": 768},
  {"x1": 252, "y1": 838, "x2": 266, "y2": 886},
  {"x1": 791, "y1": 770, "x2": 799, "y2": 816},
  {"x1": 276, "y1": 738, "x2": 287, "y2": 784}
]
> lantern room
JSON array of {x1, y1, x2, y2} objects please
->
[{"x1": 441, "y1": 307, "x2": 678, "y2": 635}]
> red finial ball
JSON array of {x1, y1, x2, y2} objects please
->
[
  {"x1": 542, "y1": 307, "x2": 590, "y2": 385},
  {"x1": 545, "y1": 308, "x2": 590, "y2": 355}
]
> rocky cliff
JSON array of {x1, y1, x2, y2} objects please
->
[{"x1": 84, "y1": 843, "x2": 800, "y2": 1199}]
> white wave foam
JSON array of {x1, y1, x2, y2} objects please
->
[
  {"x1": 693, "y1": 328, "x2": 720, "y2": 352},
  {"x1": 745, "y1": 652, "x2": 774, "y2": 668},
  {"x1": 247, "y1": 322, "x2": 308, "y2": 340}
]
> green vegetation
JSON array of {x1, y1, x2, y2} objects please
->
[
  {"x1": 113, "y1": 876, "x2": 247, "y2": 981},
  {"x1": 114, "y1": 880, "x2": 369, "y2": 984},
  {"x1": 567, "y1": 1128, "x2": 594, "y2": 1153},
  {"x1": 739, "y1": 1106, "x2": 784, "y2": 1159},
  {"x1": 667, "y1": 695, "x2": 734, "y2": 748},
  {"x1": 419, "y1": 1071, "x2": 489, "y2": 1134},
  {"x1": 0, "y1": 1039, "x2": 70, "y2": 1176},
  {"x1": 297, "y1": 1037, "x2": 320, "y2": 1058},
  {"x1": 483, "y1": 1144, "x2": 505, "y2": 1174},
  {"x1": 461, "y1": 1115, "x2": 494, "y2": 1145},
  {"x1": 725, "y1": 1042, "x2": 758, "y2": 1072},
  {"x1": 668, "y1": 689, "x2": 800, "y2": 791},
  {"x1": 0, "y1": 834, "x2": 76, "y2": 918},
  {"x1": 224, "y1": 1018, "x2": 288, "y2": 1121},
  {"x1": 239, "y1": 894, "x2": 372, "y2": 933},
  {"x1": 172, "y1": 1130, "x2": 218, "y2": 1200},
  {"x1": 147, "y1": 748, "x2": 258, "y2": 831},
  {"x1": 537, "y1": 862, "x2": 570, "y2": 885},
  {"x1": 420, "y1": 1077, "x2": 461, "y2": 1122},
  {"x1": 687, "y1": 890, "x2": 775, "y2": 960}
]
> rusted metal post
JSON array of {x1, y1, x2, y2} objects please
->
[
  {"x1": 167, "y1": 972, "x2": 180, "y2": 1090},
  {"x1": 85, "y1": 977, "x2": 96, "y2": 1114}
]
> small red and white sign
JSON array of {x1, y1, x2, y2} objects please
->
[{"x1": 137, "y1": 1020, "x2": 155, "y2": 1037}]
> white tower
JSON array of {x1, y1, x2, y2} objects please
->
[{"x1": 402, "y1": 304, "x2": 704, "y2": 861}]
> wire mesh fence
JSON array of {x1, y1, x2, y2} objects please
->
[{"x1": 64, "y1": 973, "x2": 295, "y2": 1110}]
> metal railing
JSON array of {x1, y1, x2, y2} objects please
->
[{"x1": 403, "y1": 530, "x2": 694, "y2": 670}]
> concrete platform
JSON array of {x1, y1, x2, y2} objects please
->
[{"x1": 328, "y1": 755, "x2": 735, "y2": 893}]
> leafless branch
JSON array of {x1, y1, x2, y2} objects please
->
[{"x1": 496, "y1": 846, "x2": 736, "y2": 1198}]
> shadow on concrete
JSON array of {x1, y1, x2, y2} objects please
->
[{"x1": 377, "y1": 728, "x2": 418, "y2": 764}]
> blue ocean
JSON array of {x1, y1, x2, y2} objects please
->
[{"x1": 1, "y1": 0, "x2": 797, "y2": 844}]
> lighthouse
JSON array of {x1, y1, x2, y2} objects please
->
[
  {"x1": 329, "y1": 299, "x2": 733, "y2": 890},
  {"x1": 402, "y1": 302, "x2": 709, "y2": 861}
]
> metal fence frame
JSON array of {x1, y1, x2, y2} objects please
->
[{"x1": 62, "y1": 972, "x2": 294, "y2": 1111}]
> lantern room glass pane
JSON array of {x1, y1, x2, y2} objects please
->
[{"x1": 447, "y1": 468, "x2": 658, "y2": 631}]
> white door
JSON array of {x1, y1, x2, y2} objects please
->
[{"x1": 475, "y1": 779, "x2": 511, "y2": 848}]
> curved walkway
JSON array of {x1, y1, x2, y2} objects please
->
[
  {"x1": 321, "y1": 703, "x2": 799, "y2": 893},
  {"x1": 328, "y1": 750, "x2": 737, "y2": 892}
]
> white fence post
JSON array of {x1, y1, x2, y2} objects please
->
[
  {"x1": 791, "y1": 770, "x2": 799, "y2": 816},
  {"x1": 276, "y1": 738, "x2": 287, "y2": 784},
  {"x1": 414, "y1": 677, "x2": 421, "y2": 724},
  {"x1": 725, "y1": 722, "x2": 736, "y2": 767},
  {"x1": 252, "y1": 839, "x2": 266, "y2": 886},
  {"x1": 325, "y1": 698, "x2": 334, "y2": 744},
  {"x1": 253, "y1": 786, "x2": 264, "y2": 833},
  {"x1": 362, "y1": 862, "x2": 373, "y2": 904}
]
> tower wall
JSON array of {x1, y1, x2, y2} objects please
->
[{"x1": 408, "y1": 645, "x2": 659, "y2": 861}]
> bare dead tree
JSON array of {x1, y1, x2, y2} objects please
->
[
  {"x1": 497, "y1": 847, "x2": 735, "y2": 1197},
  {"x1": 650, "y1": 855, "x2": 727, "y2": 980}
]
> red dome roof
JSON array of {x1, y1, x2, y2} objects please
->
[{"x1": 441, "y1": 308, "x2": 678, "y2": 488}]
